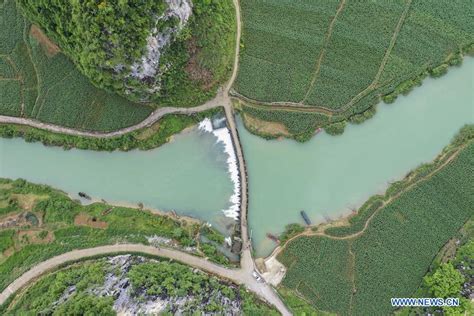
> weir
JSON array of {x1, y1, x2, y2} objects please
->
[{"x1": 199, "y1": 117, "x2": 241, "y2": 220}]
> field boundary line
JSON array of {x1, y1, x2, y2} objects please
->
[
  {"x1": 339, "y1": 0, "x2": 412, "y2": 110},
  {"x1": 233, "y1": 94, "x2": 335, "y2": 115},
  {"x1": 34, "y1": 70, "x2": 75, "y2": 119},
  {"x1": 372, "y1": 0, "x2": 412, "y2": 86},
  {"x1": 22, "y1": 17, "x2": 41, "y2": 116},
  {"x1": 4, "y1": 51, "x2": 26, "y2": 117},
  {"x1": 300, "y1": 0, "x2": 346, "y2": 104},
  {"x1": 0, "y1": 55, "x2": 20, "y2": 80},
  {"x1": 348, "y1": 242, "x2": 356, "y2": 314},
  {"x1": 232, "y1": 0, "x2": 413, "y2": 114}
]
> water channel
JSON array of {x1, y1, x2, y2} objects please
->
[
  {"x1": 0, "y1": 126, "x2": 236, "y2": 232},
  {"x1": 239, "y1": 58, "x2": 473, "y2": 256},
  {"x1": 0, "y1": 59, "x2": 472, "y2": 258}
]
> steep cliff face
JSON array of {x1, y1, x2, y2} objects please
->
[
  {"x1": 17, "y1": 0, "x2": 236, "y2": 106},
  {"x1": 128, "y1": 0, "x2": 193, "y2": 96}
]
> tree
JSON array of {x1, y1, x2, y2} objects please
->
[
  {"x1": 424, "y1": 263, "x2": 464, "y2": 298},
  {"x1": 53, "y1": 293, "x2": 114, "y2": 316}
]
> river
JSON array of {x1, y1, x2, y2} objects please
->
[
  {"x1": 238, "y1": 58, "x2": 474, "y2": 257},
  {"x1": 0, "y1": 60, "x2": 472, "y2": 258},
  {"x1": 0, "y1": 126, "x2": 236, "y2": 232}
]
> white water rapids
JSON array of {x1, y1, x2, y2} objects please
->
[{"x1": 199, "y1": 118, "x2": 241, "y2": 220}]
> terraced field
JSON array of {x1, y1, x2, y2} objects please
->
[
  {"x1": 277, "y1": 126, "x2": 474, "y2": 315},
  {"x1": 0, "y1": 0, "x2": 152, "y2": 131},
  {"x1": 235, "y1": 0, "x2": 474, "y2": 136}
]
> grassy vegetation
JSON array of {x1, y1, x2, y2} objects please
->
[
  {"x1": 278, "y1": 126, "x2": 474, "y2": 315},
  {"x1": 235, "y1": 0, "x2": 473, "y2": 137},
  {"x1": 17, "y1": 0, "x2": 235, "y2": 106},
  {"x1": 0, "y1": 177, "x2": 231, "y2": 293},
  {"x1": 1, "y1": 256, "x2": 277, "y2": 315},
  {"x1": 240, "y1": 103, "x2": 330, "y2": 141},
  {"x1": 0, "y1": 230, "x2": 14, "y2": 253},
  {"x1": 279, "y1": 223, "x2": 305, "y2": 243},
  {"x1": 0, "y1": 108, "x2": 222, "y2": 151},
  {"x1": 240, "y1": 103, "x2": 376, "y2": 141},
  {"x1": 0, "y1": 0, "x2": 153, "y2": 131}
]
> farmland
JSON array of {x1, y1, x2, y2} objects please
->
[
  {"x1": 0, "y1": 178, "x2": 232, "y2": 294},
  {"x1": 0, "y1": 108, "x2": 221, "y2": 151},
  {"x1": 235, "y1": 0, "x2": 474, "y2": 137},
  {"x1": 16, "y1": 0, "x2": 236, "y2": 105},
  {"x1": 0, "y1": 0, "x2": 153, "y2": 131},
  {"x1": 0, "y1": 256, "x2": 277, "y2": 315},
  {"x1": 277, "y1": 125, "x2": 474, "y2": 315}
]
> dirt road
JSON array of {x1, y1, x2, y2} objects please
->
[
  {"x1": 0, "y1": 244, "x2": 290, "y2": 315},
  {"x1": 0, "y1": 0, "x2": 291, "y2": 314}
]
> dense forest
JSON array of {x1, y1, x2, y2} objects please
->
[{"x1": 17, "y1": 0, "x2": 235, "y2": 105}]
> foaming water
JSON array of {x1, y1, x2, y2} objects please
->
[
  {"x1": 0, "y1": 124, "x2": 235, "y2": 233},
  {"x1": 199, "y1": 118, "x2": 241, "y2": 220}
]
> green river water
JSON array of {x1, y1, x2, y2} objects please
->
[
  {"x1": 0, "y1": 128, "x2": 236, "y2": 231},
  {"x1": 0, "y1": 59, "x2": 472, "y2": 258},
  {"x1": 240, "y1": 58, "x2": 473, "y2": 256}
]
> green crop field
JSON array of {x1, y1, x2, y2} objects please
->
[
  {"x1": 235, "y1": 0, "x2": 474, "y2": 115},
  {"x1": 278, "y1": 126, "x2": 474, "y2": 315},
  {"x1": 0, "y1": 0, "x2": 152, "y2": 131}
]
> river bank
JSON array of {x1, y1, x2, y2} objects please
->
[
  {"x1": 239, "y1": 57, "x2": 474, "y2": 257},
  {"x1": 0, "y1": 116, "x2": 237, "y2": 236}
]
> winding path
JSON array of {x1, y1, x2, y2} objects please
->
[
  {"x1": 0, "y1": 244, "x2": 289, "y2": 314},
  {"x1": 267, "y1": 143, "x2": 465, "y2": 260},
  {"x1": 0, "y1": 0, "x2": 291, "y2": 314}
]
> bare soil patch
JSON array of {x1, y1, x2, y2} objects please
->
[
  {"x1": 2, "y1": 246, "x2": 15, "y2": 259},
  {"x1": 30, "y1": 25, "x2": 60, "y2": 57},
  {"x1": 74, "y1": 213, "x2": 108, "y2": 229},
  {"x1": 0, "y1": 211, "x2": 41, "y2": 229},
  {"x1": 243, "y1": 113, "x2": 290, "y2": 137},
  {"x1": 312, "y1": 212, "x2": 353, "y2": 234},
  {"x1": 0, "y1": 213, "x2": 24, "y2": 229}
]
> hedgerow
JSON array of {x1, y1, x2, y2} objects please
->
[{"x1": 324, "y1": 120, "x2": 347, "y2": 136}]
